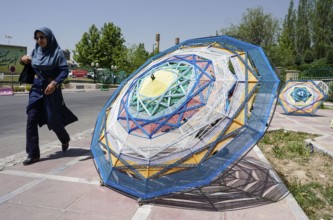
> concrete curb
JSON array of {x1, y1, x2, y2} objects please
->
[
  {"x1": 304, "y1": 137, "x2": 333, "y2": 157},
  {"x1": 253, "y1": 146, "x2": 309, "y2": 220}
]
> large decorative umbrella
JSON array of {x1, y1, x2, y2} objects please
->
[
  {"x1": 279, "y1": 80, "x2": 327, "y2": 115},
  {"x1": 90, "y1": 36, "x2": 280, "y2": 202}
]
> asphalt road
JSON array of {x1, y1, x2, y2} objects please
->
[{"x1": 0, "y1": 90, "x2": 113, "y2": 159}]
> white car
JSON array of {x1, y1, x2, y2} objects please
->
[{"x1": 87, "y1": 72, "x2": 96, "y2": 79}]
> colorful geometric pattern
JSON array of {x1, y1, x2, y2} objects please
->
[
  {"x1": 118, "y1": 55, "x2": 215, "y2": 139},
  {"x1": 90, "y1": 36, "x2": 280, "y2": 200},
  {"x1": 278, "y1": 81, "x2": 327, "y2": 115},
  {"x1": 314, "y1": 80, "x2": 329, "y2": 95}
]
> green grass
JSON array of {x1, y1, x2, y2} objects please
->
[
  {"x1": 288, "y1": 181, "x2": 325, "y2": 217},
  {"x1": 260, "y1": 129, "x2": 315, "y2": 160},
  {"x1": 258, "y1": 129, "x2": 333, "y2": 220},
  {"x1": 287, "y1": 181, "x2": 333, "y2": 219}
]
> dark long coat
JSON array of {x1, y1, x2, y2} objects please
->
[{"x1": 27, "y1": 78, "x2": 78, "y2": 130}]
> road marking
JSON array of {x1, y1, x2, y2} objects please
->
[
  {"x1": 1, "y1": 170, "x2": 100, "y2": 185},
  {"x1": 131, "y1": 204, "x2": 152, "y2": 220},
  {"x1": 0, "y1": 128, "x2": 94, "y2": 171},
  {"x1": 0, "y1": 178, "x2": 45, "y2": 205}
]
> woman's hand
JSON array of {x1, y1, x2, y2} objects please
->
[
  {"x1": 44, "y1": 81, "x2": 57, "y2": 95},
  {"x1": 21, "y1": 55, "x2": 31, "y2": 64}
]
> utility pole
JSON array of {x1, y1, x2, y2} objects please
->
[{"x1": 5, "y1": 35, "x2": 13, "y2": 44}]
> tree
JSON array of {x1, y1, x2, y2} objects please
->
[
  {"x1": 218, "y1": 24, "x2": 239, "y2": 39},
  {"x1": 284, "y1": 0, "x2": 297, "y2": 51},
  {"x1": 312, "y1": 0, "x2": 333, "y2": 59},
  {"x1": 303, "y1": 49, "x2": 314, "y2": 63},
  {"x1": 294, "y1": 53, "x2": 302, "y2": 66},
  {"x1": 126, "y1": 43, "x2": 150, "y2": 74},
  {"x1": 219, "y1": 7, "x2": 280, "y2": 65},
  {"x1": 276, "y1": 0, "x2": 297, "y2": 67},
  {"x1": 73, "y1": 24, "x2": 100, "y2": 66},
  {"x1": 295, "y1": 0, "x2": 313, "y2": 55},
  {"x1": 327, "y1": 50, "x2": 333, "y2": 64},
  {"x1": 98, "y1": 22, "x2": 127, "y2": 70},
  {"x1": 73, "y1": 22, "x2": 127, "y2": 72}
]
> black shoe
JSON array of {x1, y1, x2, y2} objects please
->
[
  {"x1": 23, "y1": 157, "x2": 39, "y2": 166},
  {"x1": 62, "y1": 142, "x2": 69, "y2": 152}
]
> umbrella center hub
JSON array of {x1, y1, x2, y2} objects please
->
[{"x1": 138, "y1": 69, "x2": 176, "y2": 98}]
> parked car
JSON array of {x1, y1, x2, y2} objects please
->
[
  {"x1": 71, "y1": 69, "x2": 88, "y2": 78},
  {"x1": 87, "y1": 71, "x2": 96, "y2": 79}
]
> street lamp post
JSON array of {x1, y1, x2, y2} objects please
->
[
  {"x1": 152, "y1": 43, "x2": 156, "y2": 53},
  {"x1": 91, "y1": 62, "x2": 99, "y2": 83},
  {"x1": 5, "y1": 35, "x2": 13, "y2": 44},
  {"x1": 111, "y1": 65, "x2": 117, "y2": 84}
]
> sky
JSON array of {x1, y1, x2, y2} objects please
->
[{"x1": 1, "y1": 0, "x2": 298, "y2": 59}]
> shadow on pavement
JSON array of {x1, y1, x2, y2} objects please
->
[
  {"x1": 144, "y1": 156, "x2": 289, "y2": 211},
  {"x1": 39, "y1": 148, "x2": 91, "y2": 162}
]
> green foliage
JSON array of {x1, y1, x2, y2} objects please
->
[
  {"x1": 273, "y1": 43, "x2": 295, "y2": 67},
  {"x1": 314, "y1": 42, "x2": 330, "y2": 59},
  {"x1": 99, "y1": 23, "x2": 127, "y2": 69},
  {"x1": 327, "y1": 50, "x2": 333, "y2": 64},
  {"x1": 303, "y1": 49, "x2": 314, "y2": 64},
  {"x1": 259, "y1": 129, "x2": 317, "y2": 159},
  {"x1": 286, "y1": 180, "x2": 333, "y2": 219},
  {"x1": 259, "y1": 130, "x2": 333, "y2": 219},
  {"x1": 277, "y1": 67, "x2": 287, "y2": 84},
  {"x1": 282, "y1": 0, "x2": 297, "y2": 51},
  {"x1": 294, "y1": 54, "x2": 302, "y2": 66},
  {"x1": 288, "y1": 181, "x2": 326, "y2": 217},
  {"x1": 73, "y1": 25, "x2": 100, "y2": 66},
  {"x1": 150, "y1": 47, "x2": 159, "y2": 57},
  {"x1": 298, "y1": 65, "x2": 333, "y2": 78},
  {"x1": 288, "y1": 141, "x2": 311, "y2": 157},
  {"x1": 126, "y1": 43, "x2": 150, "y2": 74},
  {"x1": 314, "y1": 57, "x2": 328, "y2": 65},
  {"x1": 272, "y1": 145, "x2": 284, "y2": 158},
  {"x1": 296, "y1": 0, "x2": 312, "y2": 55},
  {"x1": 73, "y1": 22, "x2": 128, "y2": 73},
  {"x1": 219, "y1": 6, "x2": 280, "y2": 64},
  {"x1": 275, "y1": 0, "x2": 333, "y2": 67},
  {"x1": 312, "y1": 0, "x2": 333, "y2": 59},
  {"x1": 25, "y1": 85, "x2": 31, "y2": 91},
  {"x1": 63, "y1": 78, "x2": 69, "y2": 84},
  {"x1": 275, "y1": 0, "x2": 297, "y2": 67},
  {"x1": 13, "y1": 86, "x2": 25, "y2": 92},
  {"x1": 325, "y1": 185, "x2": 333, "y2": 205},
  {"x1": 70, "y1": 0, "x2": 333, "y2": 75}
]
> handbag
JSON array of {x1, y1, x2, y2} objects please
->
[{"x1": 18, "y1": 63, "x2": 35, "y2": 84}]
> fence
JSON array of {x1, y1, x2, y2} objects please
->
[
  {"x1": 96, "y1": 70, "x2": 127, "y2": 85},
  {"x1": 298, "y1": 67, "x2": 333, "y2": 101}
]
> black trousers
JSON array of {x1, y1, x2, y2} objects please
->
[{"x1": 26, "y1": 99, "x2": 70, "y2": 158}]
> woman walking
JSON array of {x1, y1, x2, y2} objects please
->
[{"x1": 20, "y1": 27, "x2": 78, "y2": 165}]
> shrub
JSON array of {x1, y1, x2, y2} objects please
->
[
  {"x1": 13, "y1": 86, "x2": 25, "y2": 92},
  {"x1": 294, "y1": 54, "x2": 302, "y2": 66},
  {"x1": 328, "y1": 83, "x2": 333, "y2": 101},
  {"x1": 63, "y1": 78, "x2": 69, "y2": 84},
  {"x1": 327, "y1": 50, "x2": 333, "y2": 64},
  {"x1": 304, "y1": 49, "x2": 314, "y2": 64},
  {"x1": 25, "y1": 85, "x2": 31, "y2": 91}
]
